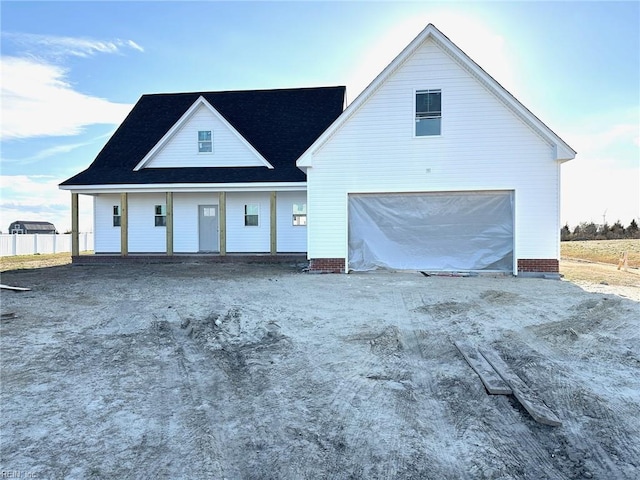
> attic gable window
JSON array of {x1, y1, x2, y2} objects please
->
[
  {"x1": 415, "y1": 89, "x2": 441, "y2": 136},
  {"x1": 198, "y1": 130, "x2": 213, "y2": 153}
]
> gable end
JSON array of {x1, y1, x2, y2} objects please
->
[
  {"x1": 134, "y1": 96, "x2": 273, "y2": 171},
  {"x1": 298, "y1": 24, "x2": 575, "y2": 168}
]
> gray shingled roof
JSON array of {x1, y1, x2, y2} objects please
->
[
  {"x1": 10, "y1": 221, "x2": 57, "y2": 232},
  {"x1": 60, "y1": 86, "x2": 345, "y2": 187}
]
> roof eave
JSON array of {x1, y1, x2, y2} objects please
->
[{"x1": 59, "y1": 181, "x2": 308, "y2": 194}]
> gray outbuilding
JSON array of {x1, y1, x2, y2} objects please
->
[{"x1": 8, "y1": 221, "x2": 58, "y2": 234}]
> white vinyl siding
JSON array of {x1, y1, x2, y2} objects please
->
[
  {"x1": 144, "y1": 104, "x2": 266, "y2": 168},
  {"x1": 276, "y1": 191, "x2": 307, "y2": 252},
  {"x1": 96, "y1": 194, "x2": 165, "y2": 253},
  {"x1": 305, "y1": 38, "x2": 559, "y2": 263},
  {"x1": 94, "y1": 194, "x2": 122, "y2": 253},
  {"x1": 128, "y1": 194, "x2": 167, "y2": 252},
  {"x1": 95, "y1": 191, "x2": 306, "y2": 254},
  {"x1": 226, "y1": 192, "x2": 271, "y2": 252}
]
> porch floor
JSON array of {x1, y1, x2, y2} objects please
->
[{"x1": 72, "y1": 253, "x2": 308, "y2": 267}]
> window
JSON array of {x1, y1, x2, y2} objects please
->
[
  {"x1": 113, "y1": 205, "x2": 121, "y2": 227},
  {"x1": 155, "y1": 205, "x2": 166, "y2": 227},
  {"x1": 415, "y1": 89, "x2": 441, "y2": 136},
  {"x1": 198, "y1": 130, "x2": 213, "y2": 153},
  {"x1": 244, "y1": 204, "x2": 259, "y2": 226},
  {"x1": 293, "y1": 203, "x2": 307, "y2": 226}
]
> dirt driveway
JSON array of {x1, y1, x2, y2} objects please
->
[{"x1": 1, "y1": 263, "x2": 639, "y2": 479}]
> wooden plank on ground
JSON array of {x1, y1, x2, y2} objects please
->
[
  {"x1": 479, "y1": 347, "x2": 562, "y2": 427},
  {"x1": 0, "y1": 284, "x2": 31, "y2": 292},
  {"x1": 455, "y1": 341, "x2": 512, "y2": 395}
]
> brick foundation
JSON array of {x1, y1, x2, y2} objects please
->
[
  {"x1": 308, "y1": 258, "x2": 345, "y2": 273},
  {"x1": 72, "y1": 253, "x2": 308, "y2": 266},
  {"x1": 517, "y1": 258, "x2": 559, "y2": 274}
]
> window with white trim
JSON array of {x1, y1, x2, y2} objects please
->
[
  {"x1": 198, "y1": 130, "x2": 213, "y2": 153},
  {"x1": 293, "y1": 203, "x2": 307, "y2": 226},
  {"x1": 244, "y1": 204, "x2": 259, "y2": 226},
  {"x1": 113, "y1": 205, "x2": 121, "y2": 227},
  {"x1": 155, "y1": 204, "x2": 166, "y2": 227},
  {"x1": 415, "y1": 89, "x2": 441, "y2": 136}
]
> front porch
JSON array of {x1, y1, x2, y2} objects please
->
[{"x1": 69, "y1": 190, "x2": 307, "y2": 259}]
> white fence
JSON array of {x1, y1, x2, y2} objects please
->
[{"x1": 0, "y1": 233, "x2": 94, "y2": 256}]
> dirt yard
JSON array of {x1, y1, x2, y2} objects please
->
[{"x1": 1, "y1": 262, "x2": 639, "y2": 479}]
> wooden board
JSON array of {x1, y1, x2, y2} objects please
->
[
  {"x1": 479, "y1": 347, "x2": 562, "y2": 427},
  {"x1": 455, "y1": 341, "x2": 512, "y2": 395},
  {"x1": 0, "y1": 284, "x2": 31, "y2": 292}
]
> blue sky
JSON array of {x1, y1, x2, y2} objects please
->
[{"x1": 1, "y1": 1, "x2": 638, "y2": 233}]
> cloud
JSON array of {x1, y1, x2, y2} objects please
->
[
  {"x1": 2, "y1": 141, "x2": 90, "y2": 164},
  {"x1": 564, "y1": 107, "x2": 640, "y2": 169},
  {"x1": 2, "y1": 31, "x2": 144, "y2": 59},
  {"x1": 561, "y1": 110, "x2": 640, "y2": 227},
  {"x1": 0, "y1": 56, "x2": 133, "y2": 140},
  {"x1": 0, "y1": 175, "x2": 92, "y2": 232},
  {"x1": 1, "y1": 131, "x2": 112, "y2": 165},
  {"x1": 0, "y1": 31, "x2": 142, "y2": 140}
]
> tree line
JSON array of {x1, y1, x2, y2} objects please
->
[{"x1": 561, "y1": 219, "x2": 639, "y2": 241}]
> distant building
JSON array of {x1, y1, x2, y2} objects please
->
[{"x1": 8, "y1": 221, "x2": 58, "y2": 234}]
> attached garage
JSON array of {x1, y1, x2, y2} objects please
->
[
  {"x1": 297, "y1": 24, "x2": 575, "y2": 275},
  {"x1": 348, "y1": 191, "x2": 514, "y2": 272}
]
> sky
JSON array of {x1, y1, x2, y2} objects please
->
[{"x1": 1, "y1": 0, "x2": 638, "y2": 233}]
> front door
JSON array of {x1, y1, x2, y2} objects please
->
[{"x1": 198, "y1": 205, "x2": 219, "y2": 252}]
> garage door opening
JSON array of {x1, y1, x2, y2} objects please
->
[{"x1": 348, "y1": 191, "x2": 514, "y2": 272}]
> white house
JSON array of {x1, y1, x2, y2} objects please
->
[
  {"x1": 60, "y1": 24, "x2": 575, "y2": 275},
  {"x1": 60, "y1": 87, "x2": 346, "y2": 257},
  {"x1": 298, "y1": 24, "x2": 575, "y2": 275}
]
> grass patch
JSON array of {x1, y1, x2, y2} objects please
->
[
  {"x1": 0, "y1": 252, "x2": 75, "y2": 272},
  {"x1": 561, "y1": 239, "x2": 639, "y2": 267}
]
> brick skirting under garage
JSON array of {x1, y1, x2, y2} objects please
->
[
  {"x1": 308, "y1": 258, "x2": 346, "y2": 273},
  {"x1": 517, "y1": 258, "x2": 559, "y2": 273},
  {"x1": 307, "y1": 258, "x2": 559, "y2": 275}
]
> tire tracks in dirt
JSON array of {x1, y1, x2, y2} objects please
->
[
  {"x1": 399, "y1": 290, "x2": 576, "y2": 480},
  {"x1": 148, "y1": 313, "x2": 226, "y2": 478}
]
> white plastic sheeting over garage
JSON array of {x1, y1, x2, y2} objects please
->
[{"x1": 348, "y1": 191, "x2": 514, "y2": 272}]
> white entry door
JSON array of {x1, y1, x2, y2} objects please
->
[{"x1": 198, "y1": 205, "x2": 219, "y2": 252}]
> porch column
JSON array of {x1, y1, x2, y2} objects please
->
[
  {"x1": 166, "y1": 192, "x2": 173, "y2": 256},
  {"x1": 71, "y1": 193, "x2": 79, "y2": 257},
  {"x1": 270, "y1": 191, "x2": 277, "y2": 255},
  {"x1": 219, "y1": 192, "x2": 226, "y2": 255},
  {"x1": 120, "y1": 193, "x2": 128, "y2": 256}
]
